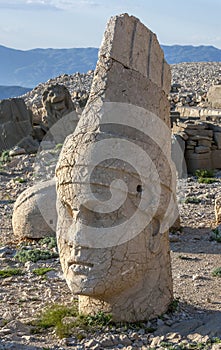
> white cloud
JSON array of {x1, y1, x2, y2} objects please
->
[
  {"x1": 0, "y1": 0, "x2": 62, "y2": 11},
  {"x1": 52, "y1": 0, "x2": 101, "y2": 9},
  {"x1": 0, "y1": 0, "x2": 130, "y2": 11}
]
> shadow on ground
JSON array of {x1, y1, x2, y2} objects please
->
[{"x1": 171, "y1": 226, "x2": 221, "y2": 255}]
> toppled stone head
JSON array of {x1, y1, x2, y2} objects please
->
[
  {"x1": 56, "y1": 14, "x2": 176, "y2": 322},
  {"x1": 42, "y1": 84, "x2": 75, "y2": 129}
]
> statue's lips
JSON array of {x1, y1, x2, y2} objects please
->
[{"x1": 68, "y1": 261, "x2": 94, "y2": 275}]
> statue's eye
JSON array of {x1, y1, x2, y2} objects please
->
[{"x1": 136, "y1": 185, "x2": 142, "y2": 193}]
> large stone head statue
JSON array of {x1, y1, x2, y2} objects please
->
[
  {"x1": 56, "y1": 14, "x2": 176, "y2": 322},
  {"x1": 42, "y1": 83, "x2": 75, "y2": 129}
]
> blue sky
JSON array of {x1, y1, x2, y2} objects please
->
[{"x1": 0, "y1": 0, "x2": 221, "y2": 50}]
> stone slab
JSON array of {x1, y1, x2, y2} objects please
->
[
  {"x1": 195, "y1": 146, "x2": 211, "y2": 154},
  {"x1": 185, "y1": 129, "x2": 213, "y2": 137},
  {"x1": 0, "y1": 98, "x2": 33, "y2": 151},
  {"x1": 99, "y1": 13, "x2": 171, "y2": 94},
  {"x1": 214, "y1": 132, "x2": 221, "y2": 149},
  {"x1": 207, "y1": 85, "x2": 221, "y2": 109},
  {"x1": 185, "y1": 151, "x2": 212, "y2": 174},
  {"x1": 211, "y1": 149, "x2": 221, "y2": 169}
]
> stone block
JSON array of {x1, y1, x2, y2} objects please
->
[
  {"x1": 207, "y1": 85, "x2": 221, "y2": 109},
  {"x1": 214, "y1": 132, "x2": 221, "y2": 149},
  {"x1": 185, "y1": 151, "x2": 212, "y2": 174},
  {"x1": 99, "y1": 13, "x2": 170, "y2": 94},
  {"x1": 206, "y1": 123, "x2": 221, "y2": 132},
  {"x1": 178, "y1": 131, "x2": 188, "y2": 140},
  {"x1": 197, "y1": 139, "x2": 212, "y2": 147},
  {"x1": 211, "y1": 149, "x2": 221, "y2": 169},
  {"x1": 171, "y1": 134, "x2": 187, "y2": 178},
  {"x1": 185, "y1": 129, "x2": 213, "y2": 137},
  {"x1": 102, "y1": 59, "x2": 170, "y2": 123},
  {"x1": 195, "y1": 146, "x2": 211, "y2": 154},
  {"x1": 0, "y1": 98, "x2": 33, "y2": 151},
  {"x1": 178, "y1": 122, "x2": 206, "y2": 130},
  {"x1": 187, "y1": 140, "x2": 197, "y2": 146},
  {"x1": 186, "y1": 145, "x2": 195, "y2": 150},
  {"x1": 189, "y1": 135, "x2": 212, "y2": 142}
]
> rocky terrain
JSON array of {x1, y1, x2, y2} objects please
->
[
  {"x1": 22, "y1": 71, "x2": 94, "y2": 123},
  {"x1": 170, "y1": 62, "x2": 221, "y2": 109},
  {"x1": 0, "y1": 61, "x2": 221, "y2": 349},
  {"x1": 171, "y1": 62, "x2": 221, "y2": 92},
  {"x1": 18, "y1": 62, "x2": 221, "y2": 117}
]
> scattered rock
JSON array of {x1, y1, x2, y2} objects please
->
[
  {"x1": 170, "y1": 62, "x2": 221, "y2": 110},
  {"x1": 0, "y1": 98, "x2": 33, "y2": 152},
  {"x1": 12, "y1": 178, "x2": 57, "y2": 239}
]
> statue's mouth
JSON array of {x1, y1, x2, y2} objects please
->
[
  {"x1": 68, "y1": 261, "x2": 94, "y2": 268},
  {"x1": 68, "y1": 261, "x2": 94, "y2": 274}
]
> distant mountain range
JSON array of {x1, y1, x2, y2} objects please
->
[
  {"x1": 0, "y1": 85, "x2": 31, "y2": 100},
  {"x1": 162, "y1": 45, "x2": 221, "y2": 64},
  {"x1": 0, "y1": 45, "x2": 98, "y2": 88},
  {"x1": 0, "y1": 44, "x2": 221, "y2": 100}
]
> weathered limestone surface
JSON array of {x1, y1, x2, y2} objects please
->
[
  {"x1": 12, "y1": 179, "x2": 57, "y2": 239},
  {"x1": 0, "y1": 98, "x2": 33, "y2": 151},
  {"x1": 56, "y1": 14, "x2": 174, "y2": 322}
]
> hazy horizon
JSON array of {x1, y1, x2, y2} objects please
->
[
  {"x1": 1, "y1": 43, "x2": 221, "y2": 52},
  {"x1": 0, "y1": 0, "x2": 221, "y2": 50}
]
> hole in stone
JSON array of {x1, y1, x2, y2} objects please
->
[{"x1": 137, "y1": 185, "x2": 142, "y2": 193}]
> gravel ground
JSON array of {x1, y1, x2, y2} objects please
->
[{"x1": 0, "y1": 151, "x2": 221, "y2": 349}]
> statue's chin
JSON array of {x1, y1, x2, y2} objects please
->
[
  {"x1": 69, "y1": 283, "x2": 106, "y2": 298},
  {"x1": 65, "y1": 269, "x2": 101, "y2": 296},
  {"x1": 66, "y1": 278, "x2": 91, "y2": 296}
]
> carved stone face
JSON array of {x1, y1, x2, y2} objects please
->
[
  {"x1": 56, "y1": 105, "x2": 174, "y2": 321},
  {"x1": 57, "y1": 187, "x2": 163, "y2": 299},
  {"x1": 42, "y1": 84, "x2": 74, "y2": 128},
  {"x1": 56, "y1": 13, "x2": 174, "y2": 322},
  {"x1": 42, "y1": 84, "x2": 67, "y2": 106}
]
